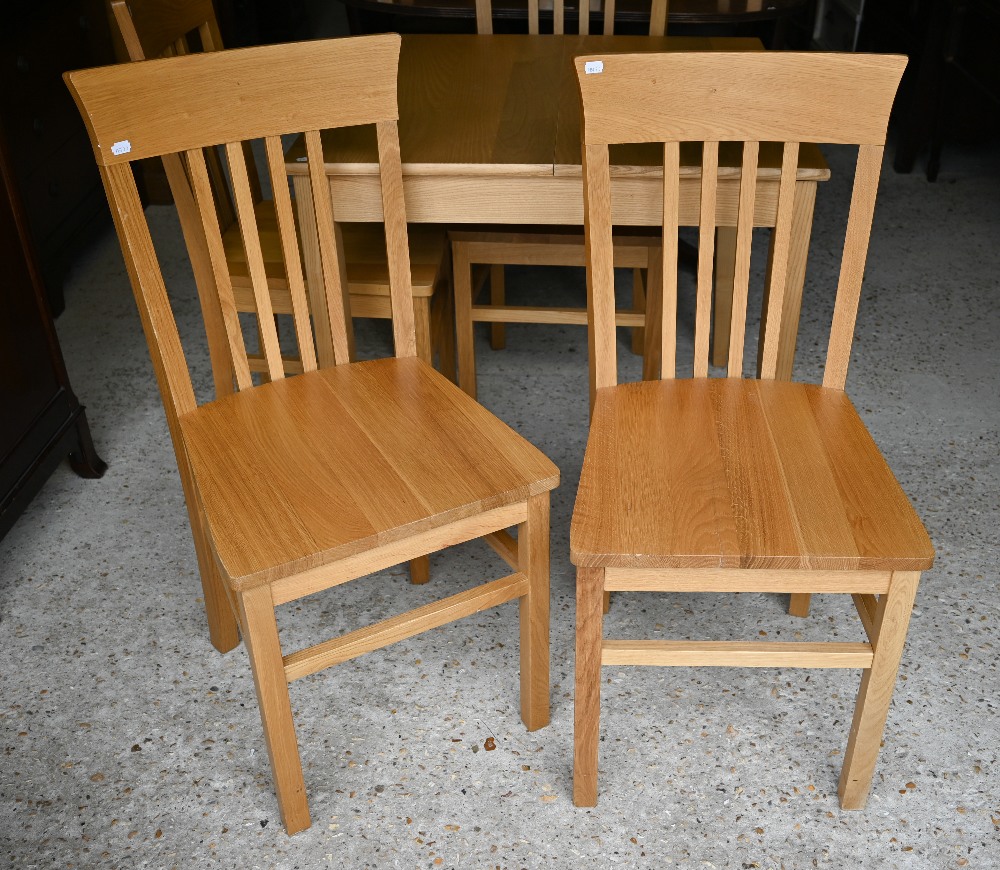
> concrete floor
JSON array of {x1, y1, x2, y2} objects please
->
[{"x1": 1, "y1": 125, "x2": 998, "y2": 868}]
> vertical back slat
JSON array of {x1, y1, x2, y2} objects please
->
[
  {"x1": 304, "y1": 129, "x2": 355, "y2": 365},
  {"x1": 759, "y1": 141, "x2": 800, "y2": 379},
  {"x1": 528, "y1": 0, "x2": 540, "y2": 33},
  {"x1": 101, "y1": 163, "x2": 198, "y2": 419},
  {"x1": 693, "y1": 141, "x2": 718, "y2": 377},
  {"x1": 660, "y1": 140, "x2": 680, "y2": 379},
  {"x1": 173, "y1": 36, "x2": 189, "y2": 55},
  {"x1": 263, "y1": 136, "x2": 318, "y2": 374},
  {"x1": 824, "y1": 144, "x2": 885, "y2": 390},
  {"x1": 603, "y1": 0, "x2": 616, "y2": 34},
  {"x1": 225, "y1": 141, "x2": 285, "y2": 381},
  {"x1": 375, "y1": 121, "x2": 418, "y2": 359},
  {"x1": 555, "y1": 0, "x2": 565, "y2": 34},
  {"x1": 726, "y1": 140, "x2": 759, "y2": 377},
  {"x1": 111, "y1": 0, "x2": 144, "y2": 59},
  {"x1": 583, "y1": 143, "x2": 617, "y2": 400},
  {"x1": 649, "y1": 0, "x2": 669, "y2": 35},
  {"x1": 578, "y1": 0, "x2": 590, "y2": 34},
  {"x1": 186, "y1": 147, "x2": 253, "y2": 390},
  {"x1": 475, "y1": 0, "x2": 493, "y2": 33},
  {"x1": 159, "y1": 150, "x2": 235, "y2": 397},
  {"x1": 198, "y1": 20, "x2": 221, "y2": 51}
]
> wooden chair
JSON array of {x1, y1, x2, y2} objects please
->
[
  {"x1": 110, "y1": 0, "x2": 455, "y2": 393},
  {"x1": 570, "y1": 51, "x2": 933, "y2": 811},
  {"x1": 65, "y1": 33, "x2": 558, "y2": 834},
  {"x1": 452, "y1": 0, "x2": 671, "y2": 401},
  {"x1": 111, "y1": 0, "x2": 450, "y2": 589}
]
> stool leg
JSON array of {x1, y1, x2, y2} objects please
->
[
  {"x1": 839, "y1": 571, "x2": 920, "y2": 809},
  {"x1": 574, "y1": 566, "x2": 605, "y2": 806},
  {"x1": 238, "y1": 585, "x2": 310, "y2": 834}
]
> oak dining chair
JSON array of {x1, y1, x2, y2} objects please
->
[
  {"x1": 65, "y1": 33, "x2": 558, "y2": 834},
  {"x1": 111, "y1": 0, "x2": 452, "y2": 588},
  {"x1": 452, "y1": 0, "x2": 671, "y2": 401},
  {"x1": 570, "y1": 51, "x2": 933, "y2": 810}
]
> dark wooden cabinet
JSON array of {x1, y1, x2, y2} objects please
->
[
  {"x1": 0, "y1": 118, "x2": 106, "y2": 542},
  {"x1": 0, "y1": 0, "x2": 116, "y2": 314}
]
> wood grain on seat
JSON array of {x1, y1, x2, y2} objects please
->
[
  {"x1": 571, "y1": 378, "x2": 933, "y2": 571},
  {"x1": 182, "y1": 356, "x2": 558, "y2": 587}
]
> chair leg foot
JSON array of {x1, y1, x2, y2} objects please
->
[
  {"x1": 788, "y1": 593, "x2": 811, "y2": 618},
  {"x1": 238, "y1": 585, "x2": 311, "y2": 834},
  {"x1": 409, "y1": 555, "x2": 430, "y2": 585},
  {"x1": 574, "y1": 566, "x2": 605, "y2": 806},
  {"x1": 838, "y1": 571, "x2": 920, "y2": 810},
  {"x1": 519, "y1": 494, "x2": 550, "y2": 731}
]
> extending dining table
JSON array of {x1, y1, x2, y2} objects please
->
[{"x1": 286, "y1": 33, "x2": 831, "y2": 379}]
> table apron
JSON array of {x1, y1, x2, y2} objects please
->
[{"x1": 325, "y1": 174, "x2": 792, "y2": 227}]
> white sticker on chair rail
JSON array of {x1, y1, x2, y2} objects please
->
[
  {"x1": 584, "y1": 60, "x2": 604, "y2": 75},
  {"x1": 111, "y1": 140, "x2": 132, "y2": 156}
]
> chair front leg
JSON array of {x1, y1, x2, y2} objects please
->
[
  {"x1": 237, "y1": 584, "x2": 310, "y2": 834},
  {"x1": 838, "y1": 570, "x2": 921, "y2": 809},
  {"x1": 518, "y1": 493, "x2": 550, "y2": 731},
  {"x1": 574, "y1": 565, "x2": 605, "y2": 806}
]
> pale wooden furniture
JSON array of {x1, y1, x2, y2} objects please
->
[
  {"x1": 111, "y1": 0, "x2": 450, "y2": 590},
  {"x1": 110, "y1": 0, "x2": 455, "y2": 391},
  {"x1": 569, "y1": 51, "x2": 933, "y2": 810},
  {"x1": 66, "y1": 33, "x2": 558, "y2": 834},
  {"x1": 288, "y1": 35, "x2": 830, "y2": 395}
]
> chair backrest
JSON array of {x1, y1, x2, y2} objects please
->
[
  {"x1": 475, "y1": 0, "x2": 668, "y2": 35},
  {"x1": 65, "y1": 35, "x2": 417, "y2": 428},
  {"x1": 575, "y1": 51, "x2": 906, "y2": 394}
]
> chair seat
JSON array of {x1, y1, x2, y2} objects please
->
[
  {"x1": 225, "y1": 201, "x2": 447, "y2": 303},
  {"x1": 571, "y1": 378, "x2": 934, "y2": 572},
  {"x1": 181, "y1": 356, "x2": 559, "y2": 588}
]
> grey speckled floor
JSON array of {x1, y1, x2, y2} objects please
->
[{"x1": 2, "y1": 135, "x2": 999, "y2": 869}]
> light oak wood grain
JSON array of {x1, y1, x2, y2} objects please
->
[
  {"x1": 602, "y1": 640, "x2": 874, "y2": 668},
  {"x1": 571, "y1": 380, "x2": 932, "y2": 569},
  {"x1": 68, "y1": 35, "x2": 558, "y2": 835},
  {"x1": 570, "y1": 51, "x2": 928, "y2": 811}
]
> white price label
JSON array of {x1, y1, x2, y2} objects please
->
[
  {"x1": 584, "y1": 60, "x2": 604, "y2": 75},
  {"x1": 111, "y1": 140, "x2": 132, "y2": 156}
]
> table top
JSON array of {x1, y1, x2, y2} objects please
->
[{"x1": 286, "y1": 34, "x2": 829, "y2": 180}]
